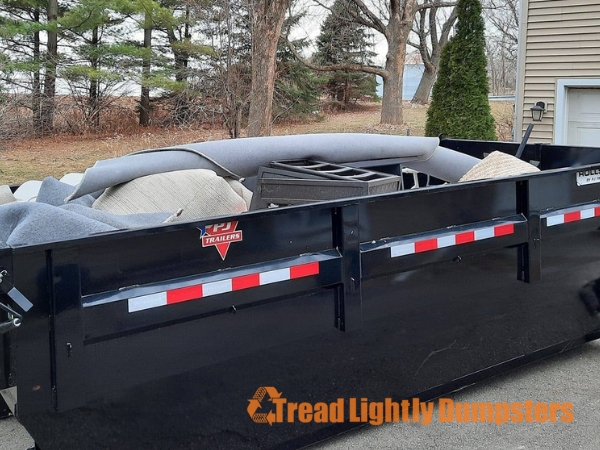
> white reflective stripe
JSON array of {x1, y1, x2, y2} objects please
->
[
  {"x1": 128, "y1": 292, "x2": 167, "y2": 313},
  {"x1": 260, "y1": 268, "x2": 291, "y2": 285},
  {"x1": 546, "y1": 215, "x2": 565, "y2": 227},
  {"x1": 580, "y1": 208, "x2": 595, "y2": 220},
  {"x1": 436, "y1": 235, "x2": 456, "y2": 248},
  {"x1": 202, "y1": 279, "x2": 233, "y2": 297},
  {"x1": 474, "y1": 227, "x2": 495, "y2": 240},
  {"x1": 390, "y1": 242, "x2": 416, "y2": 258}
]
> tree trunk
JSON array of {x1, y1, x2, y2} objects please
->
[
  {"x1": 172, "y1": 50, "x2": 189, "y2": 125},
  {"x1": 32, "y1": 8, "x2": 42, "y2": 135},
  {"x1": 380, "y1": 40, "x2": 406, "y2": 125},
  {"x1": 247, "y1": 0, "x2": 289, "y2": 137},
  {"x1": 343, "y1": 75, "x2": 350, "y2": 106},
  {"x1": 411, "y1": 54, "x2": 440, "y2": 105},
  {"x1": 379, "y1": 0, "x2": 418, "y2": 125},
  {"x1": 410, "y1": 4, "x2": 457, "y2": 105},
  {"x1": 40, "y1": 0, "x2": 58, "y2": 135},
  {"x1": 139, "y1": 12, "x2": 152, "y2": 127},
  {"x1": 170, "y1": 5, "x2": 191, "y2": 125},
  {"x1": 89, "y1": 26, "x2": 100, "y2": 128},
  {"x1": 411, "y1": 66, "x2": 436, "y2": 104}
]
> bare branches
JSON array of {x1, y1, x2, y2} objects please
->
[
  {"x1": 346, "y1": 0, "x2": 388, "y2": 36},
  {"x1": 285, "y1": 37, "x2": 387, "y2": 77},
  {"x1": 417, "y1": 1, "x2": 457, "y2": 11},
  {"x1": 483, "y1": 0, "x2": 518, "y2": 46},
  {"x1": 482, "y1": 0, "x2": 518, "y2": 95}
]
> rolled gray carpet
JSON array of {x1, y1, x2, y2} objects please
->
[
  {"x1": 0, "y1": 178, "x2": 173, "y2": 247},
  {"x1": 66, "y1": 134, "x2": 479, "y2": 201}
]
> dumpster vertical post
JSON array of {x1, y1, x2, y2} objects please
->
[
  {"x1": 517, "y1": 179, "x2": 542, "y2": 283},
  {"x1": 50, "y1": 247, "x2": 86, "y2": 412},
  {"x1": 333, "y1": 204, "x2": 362, "y2": 332}
]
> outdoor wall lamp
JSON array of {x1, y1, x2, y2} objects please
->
[
  {"x1": 530, "y1": 101, "x2": 546, "y2": 122},
  {"x1": 516, "y1": 101, "x2": 546, "y2": 159}
]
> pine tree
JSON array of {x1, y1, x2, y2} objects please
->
[
  {"x1": 425, "y1": 0, "x2": 496, "y2": 140},
  {"x1": 0, "y1": 0, "x2": 60, "y2": 135},
  {"x1": 59, "y1": 0, "x2": 132, "y2": 129},
  {"x1": 315, "y1": 0, "x2": 377, "y2": 106},
  {"x1": 273, "y1": 15, "x2": 323, "y2": 121}
]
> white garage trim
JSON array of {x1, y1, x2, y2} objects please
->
[{"x1": 555, "y1": 79, "x2": 600, "y2": 145}]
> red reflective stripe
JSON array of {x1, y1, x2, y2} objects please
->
[
  {"x1": 455, "y1": 231, "x2": 475, "y2": 244},
  {"x1": 232, "y1": 273, "x2": 261, "y2": 291},
  {"x1": 494, "y1": 223, "x2": 514, "y2": 237},
  {"x1": 415, "y1": 238, "x2": 438, "y2": 253},
  {"x1": 290, "y1": 262, "x2": 320, "y2": 279},
  {"x1": 167, "y1": 285, "x2": 203, "y2": 304},
  {"x1": 595, "y1": 207, "x2": 600, "y2": 217},
  {"x1": 564, "y1": 211, "x2": 581, "y2": 223}
]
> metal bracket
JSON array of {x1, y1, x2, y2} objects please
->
[{"x1": 0, "y1": 268, "x2": 33, "y2": 334}]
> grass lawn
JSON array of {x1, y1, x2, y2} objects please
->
[{"x1": 0, "y1": 101, "x2": 513, "y2": 185}]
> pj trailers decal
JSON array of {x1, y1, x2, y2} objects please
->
[{"x1": 200, "y1": 221, "x2": 243, "y2": 260}]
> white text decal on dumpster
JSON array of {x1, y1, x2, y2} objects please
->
[{"x1": 577, "y1": 168, "x2": 600, "y2": 186}]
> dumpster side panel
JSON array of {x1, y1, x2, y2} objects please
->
[
  {"x1": 16, "y1": 243, "x2": 600, "y2": 450},
  {"x1": 11, "y1": 161, "x2": 600, "y2": 449}
]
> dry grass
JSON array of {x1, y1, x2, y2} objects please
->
[{"x1": 0, "y1": 101, "x2": 513, "y2": 185}]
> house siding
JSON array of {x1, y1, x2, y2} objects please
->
[{"x1": 516, "y1": 0, "x2": 600, "y2": 143}]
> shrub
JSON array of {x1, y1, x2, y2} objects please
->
[{"x1": 425, "y1": 0, "x2": 497, "y2": 140}]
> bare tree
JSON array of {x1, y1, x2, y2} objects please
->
[
  {"x1": 247, "y1": 0, "x2": 291, "y2": 136},
  {"x1": 409, "y1": 0, "x2": 457, "y2": 104},
  {"x1": 290, "y1": 0, "x2": 454, "y2": 125},
  {"x1": 482, "y1": 0, "x2": 518, "y2": 95}
]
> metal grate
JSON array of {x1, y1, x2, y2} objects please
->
[{"x1": 250, "y1": 159, "x2": 402, "y2": 210}]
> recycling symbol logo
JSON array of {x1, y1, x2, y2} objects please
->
[{"x1": 247, "y1": 387, "x2": 282, "y2": 425}]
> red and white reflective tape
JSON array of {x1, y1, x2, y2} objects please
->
[
  {"x1": 544, "y1": 205, "x2": 600, "y2": 227},
  {"x1": 128, "y1": 261, "x2": 320, "y2": 313},
  {"x1": 390, "y1": 223, "x2": 516, "y2": 258}
]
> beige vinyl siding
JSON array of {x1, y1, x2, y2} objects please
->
[
  {"x1": 516, "y1": 0, "x2": 600, "y2": 143},
  {"x1": 527, "y1": 34, "x2": 600, "y2": 43}
]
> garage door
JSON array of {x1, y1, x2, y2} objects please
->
[{"x1": 567, "y1": 88, "x2": 600, "y2": 146}]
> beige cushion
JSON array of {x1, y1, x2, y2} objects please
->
[
  {"x1": 226, "y1": 179, "x2": 253, "y2": 209},
  {"x1": 459, "y1": 151, "x2": 540, "y2": 182},
  {"x1": 0, "y1": 185, "x2": 16, "y2": 205},
  {"x1": 92, "y1": 169, "x2": 252, "y2": 222}
]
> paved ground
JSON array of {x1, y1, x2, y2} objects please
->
[{"x1": 3, "y1": 340, "x2": 600, "y2": 450}]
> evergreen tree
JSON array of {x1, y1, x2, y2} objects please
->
[
  {"x1": 197, "y1": 2, "x2": 323, "y2": 135},
  {"x1": 273, "y1": 15, "x2": 323, "y2": 121},
  {"x1": 59, "y1": 0, "x2": 132, "y2": 129},
  {"x1": 425, "y1": 0, "x2": 496, "y2": 140},
  {"x1": 314, "y1": 0, "x2": 377, "y2": 105},
  {"x1": 197, "y1": 0, "x2": 253, "y2": 137},
  {"x1": 0, "y1": 0, "x2": 61, "y2": 135}
]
